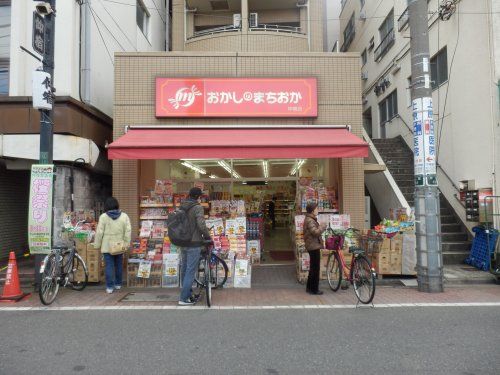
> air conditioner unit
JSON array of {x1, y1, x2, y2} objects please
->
[
  {"x1": 391, "y1": 63, "x2": 401, "y2": 75},
  {"x1": 249, "y1": 12, "x2": 258, "y2": 28},
  {"x1": 233, "y1": 13, "x2": 241, "y2": 28},
  {"x1": 361, "y1": 72, "x2": 368, "y2": 81},
  {"x1": 359, "y1": 10, "x2": 367, "y2": 21}
]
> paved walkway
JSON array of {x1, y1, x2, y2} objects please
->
[{"x1": 2, "y1": 284, "x2": 500, "y2": 310}]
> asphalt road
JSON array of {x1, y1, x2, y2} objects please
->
[{"x1": 0, "y1": 307, "x2": 499, "y2": 375}]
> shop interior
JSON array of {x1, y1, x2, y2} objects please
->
[{"x1": 134, "y1": 158, "x2": 342, "y2": 287}]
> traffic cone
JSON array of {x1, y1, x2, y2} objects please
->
[{"x1": 0, "y1": 251, "x2": 30, "y2": 302}]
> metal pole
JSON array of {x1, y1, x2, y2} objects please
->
[
  {"x1": 408, "y1": 0, "x2": 443, "y2": 292},
  {"x1": 35, "y1": 0, "x2": 56, "y2": 289}
]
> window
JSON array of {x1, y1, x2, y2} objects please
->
[
  {"x1": 136, "y1": 0, "x2": 150, "y2": 39},
  {"x1": 0, "y1": 1, "x2": 9, "y2": 95},
  {"x1": 361, "y1": 49, "x2": 367, "y2": 66},
  {"x1": 341, "y1": 13, "x2": 355, "y2": 52},
  {"x1": 375, "y1": 9, "x2": 395, "y2": 61},
  {"x1": 431, "y1": 47, "x2": 448, "y2": 90},
  {"x1": 379, "y1": 90, "x2": 398, "y2": 125}
]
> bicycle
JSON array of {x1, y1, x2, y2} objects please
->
[
  {"x1": 39, "y1": 220, "x2": 89, "y2": 305},
  {"x1": 194, "y1": 241, "x2": 219, "y2": 307},
  {"x1": 195, "y1": 251, "x2": 228, "y2": 290},
  {"x1": 325, "y1": 228, "x2": 377, "y2": 305}
]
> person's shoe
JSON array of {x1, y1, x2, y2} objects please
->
[
  {"x1": 341, "y1": 282, "x2": 349, "y2": 290},
  {"x1": 310, "y1": 290, "x2": 324, "y2": 295},
  {"x1": 178, "y1": 298, "x2": 195, "y2": 306},
  {"x1": 106, "y1": 288, "x2": 114, "y2": 294},
  {"x1": 191, "y1": 293, "x2": 201, "y2": 302},
  {"x1": 115, "y1": 285, "x2": 122, "y2": 290}
]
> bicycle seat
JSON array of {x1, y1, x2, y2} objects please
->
[{"x1": 349, "y1": 246, "x2": 364, "y2": 255}]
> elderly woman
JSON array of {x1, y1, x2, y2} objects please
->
[{"x1": 303, "y1": 202, "x2": 327, "y2": 295}]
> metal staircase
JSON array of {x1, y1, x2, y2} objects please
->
[{"x1": 372, "y1": 136, "x2": 471, "y2": 264}]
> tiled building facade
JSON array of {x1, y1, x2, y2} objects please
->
[{"x1": 113, "y1": 0, "x2": 365, "y2": 234}]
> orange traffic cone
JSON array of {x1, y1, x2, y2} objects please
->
[{"x1": 0, "y1": 251, "x2": 30, "y2": 302}]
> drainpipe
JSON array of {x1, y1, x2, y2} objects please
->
[
  {"x1": 487, "y1": 0, "x2": 499, "y2": 226},
  {"x1": 296, "y1": 1, "x2": 310, "y2": 51},
  {"x1": 78, "y1": 0, "x2": 91, "y2": 104}
]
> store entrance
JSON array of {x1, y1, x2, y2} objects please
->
[{"x1": 137, "y1": 157, "x2": 338, "y2": 288}]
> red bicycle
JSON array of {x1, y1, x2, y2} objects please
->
[{"x1": 325, "y1": 228, "x2": 376, "y2": 304}]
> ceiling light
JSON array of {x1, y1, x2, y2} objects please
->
[
  {"x1": 218, "y1": 160, "x2": 241, "y2": 179},
  {"x1": 262, "y1": 160, "x2": 269, "y2": 178},
  {"x1": 290, "y1": 159, "x2": 306, "y2": 175},
  {"x1": 181, "y1": 161, "x2": 206, "y2": 175},
  {"x1": 209, "y1": 175, "x2": 218, "y2": 179}
]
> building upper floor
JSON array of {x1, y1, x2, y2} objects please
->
[
  {"x1": 172, "y1": 0, "x2": 324, "y2": 52},
  {"x1": 3, "y1": 0, "x2": 166, "y2": 118}
]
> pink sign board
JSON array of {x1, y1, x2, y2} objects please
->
[{"x1": 156, "y1": 78, "x2": 318, "y2": 118}]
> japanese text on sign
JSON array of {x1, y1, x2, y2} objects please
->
[
  {"x1": 156, "y1": 78, "x2": 317, "y2": 118},
  {"x1": 28, "y1": 165, "x2": 54, "y2": 255},
  {"x1": 32, "y1": 12, "x2": 45, "y2": 56}
]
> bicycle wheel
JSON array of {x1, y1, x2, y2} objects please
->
[
  {"x1": 326, "y1": 252, "x2": 342, "y2": 292},
  {"x1": 39, "y1": 254, "x2": 60, "y2": 306},
  {"x1": 350, "y1": 255, "x2": 376, "y2": 304},
  {"x1": 68, "y1": 254, "x2": 88, "y2": 291},
  {"x1": 204, "y1": 258, "x2": 212, "y2": 307},
  {"x1": 210, "y1": 255, "x2": 228, "y2": 289}
]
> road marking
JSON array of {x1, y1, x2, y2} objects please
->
[{"x1": 1, "y1": 302, "x2": 500, "y2": 311}]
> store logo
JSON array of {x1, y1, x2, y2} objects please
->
[{"x1": 168, "y1": 85, "x2": 202, "y2": 109}]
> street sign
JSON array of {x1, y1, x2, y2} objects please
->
[
  {"x1": 32, "y1": 70, "x2": 53, "y2": 110},
  {"x1": 412, "y1": 98, "x2": 425, "y2": 186},
  {"x1": 422, "y1": 97, "x2": 437, "y2": 186},
  {"x1": 28, "y1": 164, "x2": 54, "y2": 255},
  {"x1": 32, "y1": 11, "x2": 45, "y2": 56}
]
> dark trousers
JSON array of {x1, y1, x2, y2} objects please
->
[{"x1": 306, "y1": 249, "x2": 320, "y2": 293}]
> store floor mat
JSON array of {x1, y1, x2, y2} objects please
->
[
  {"x1": 119, "y1": 292, "x2": 179, "y2": 303},
  {"x1": 252, "y1": 264, "x2": 298, "y2": 287},
  {"x1": 269, "y1": 251, "x2": 295, "y2": 261}
]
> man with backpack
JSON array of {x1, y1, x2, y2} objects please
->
[{"x1": 170, "y1": 187, "x2": 211, "y2": 306}]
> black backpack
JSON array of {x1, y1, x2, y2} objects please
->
[{"x1": 167, "y1": 205, "x2": 196, "y2": 247}]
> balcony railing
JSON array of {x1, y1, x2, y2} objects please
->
[
  {"x1": 398, "y1": 7, "x2": 409, "y2": 31},
  {"x1": 191, "y1": 25, "x2": 241, "y2": 39},
  {"x1": 340, "y1": 29, "x2": 355, "y2": 52},
  {"x1": 249, "y1": 23, "x2": 303, "y2": 34},
  {"x1": 374, "y1": 28, "x2": 395, "y2": 61}
]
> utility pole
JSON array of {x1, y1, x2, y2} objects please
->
[
  {"x1": 408, "y1": 0, "x2": 443, "y2": 293},
  {"x1": 33, "y1": 0, "x2": 56, "y2": 289}
]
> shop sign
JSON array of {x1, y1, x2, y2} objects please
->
[
  {"x1": 28, "y1": 164, "x2": 54, "y2": 255},
  {"x1": 156, "y1": 78, "x2": 317, "y2": 117}
]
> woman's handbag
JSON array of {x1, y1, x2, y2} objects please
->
[{"x1": 108, "y1": 240, "x2": 126, "y2": 255}]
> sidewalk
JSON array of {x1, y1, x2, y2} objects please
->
[{"x1": 3, "y1": 283, "x2": 500, "y2": 309}]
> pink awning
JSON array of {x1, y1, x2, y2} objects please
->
[{"x1": 107, "y1": 127, "x2": 368, "y2": 160}]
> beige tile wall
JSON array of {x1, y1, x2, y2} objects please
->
[{"x1": 114, "y1": 52, "x2": 364, "y2": 233}]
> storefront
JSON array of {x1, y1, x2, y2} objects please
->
[{"x1": 108, "y1": 52, "x2": 368, "y2": 288}]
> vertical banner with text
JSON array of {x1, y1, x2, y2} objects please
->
[
  {"x1": 28, "y1": 164, "x2": 54, "y2": 255},
  {"x1": 412, "y1": 97, "x2": 437, "y2": 186}
]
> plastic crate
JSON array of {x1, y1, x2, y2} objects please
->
[{"x1": 465, "y1": 226, "x2": 499, "y2": 271}]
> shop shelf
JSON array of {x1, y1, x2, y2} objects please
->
[{"x1": 140, "y1": 203, "x2": 173, "y2": 208}]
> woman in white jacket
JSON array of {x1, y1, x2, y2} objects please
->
[{"x1": 94, "y1": 197, "x2": 131, "y2": 294}]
